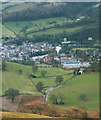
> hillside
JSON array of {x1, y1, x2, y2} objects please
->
[
  {"x1": 2, "y1": 62, "x2": 72, "y2": 95},
  {"x1": 2, "y1": 2, "x2": 98, "y2": 22},
  {"x1": 48, "y1": 72, "x2": 99, "y2": 112},
  {"x1": 2, "y1": 62, "x2": 39, "y2": 95},
  {"x1": 2, "y1": 2, "x2": 99, "y2": 44},
  {"x1": 0, "y1": 23, "x2": 15, "y2": 37}
]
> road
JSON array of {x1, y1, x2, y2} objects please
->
[{"x1": 45, "y1": 75, "x2": 76, "y2": 102}]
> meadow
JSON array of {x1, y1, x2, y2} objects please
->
[
  {"x1": 0, "y1": 23, "x2": 15, "y2": 37},
  {"x1": 4, "y1": 17, "x2": 73, "y2": 35},
  {"x1": 3, "y1": 17, "x2": 96, "y2": 39},
  {"x1": 2, "y1": 62, "x2": 72, "y2": 95},
  {"x1": 48, "y1": 72, "x2": 99, "y2": 112}
]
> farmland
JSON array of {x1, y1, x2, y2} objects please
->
[
  {"x1": 2, "y1": 62, "x2": 39, "y2": 95},
  {"x1": 48, "y1": 72, "x2": 99, "y2": 112},
  {"x1": 2, "y1": 62, "x2": 72, "y2": 95},
  {"x1": 0, "y1": 23, "x2": 15, "y2": 37},
  {"x1": 4, "y1": 17, "x2": 74, "y2": 35},
  {"x1": 2, "y1": 62, "x2": 99, "y2": 112}
]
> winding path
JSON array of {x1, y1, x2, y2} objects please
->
[{"x1": 45, "y1": 75, "x2": 76, "y2": 102}]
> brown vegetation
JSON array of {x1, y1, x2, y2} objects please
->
[{"x1": 17, "y1": 95, "x2": 100, "y2": 119}]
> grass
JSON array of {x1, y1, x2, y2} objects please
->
[
  {"x1": 0, "y1": 23, "x2": 15, "y2": 37},
  {"x1": 4, "y1": 22, "x2": 29, "y2": 34},
  {"x1": 4, "y1": 17, "x2": 71, "y2": 34},
  {"x1": 28, "y1": 26, "x2": 84, "y2": 38},
  {"x1": 2, "y1": 62, "x2": 39, "y2": 95},
  {"x1": 48, "y1": 73, "x2": 99, "y2": 112},
  {"x1": 73, "y1": 48, "x2": 95, "y2": 50},
  {"x1": 2, "y1": 62, "x2": 73, "y2": 95},
  {"x1": 32, "y1": 67, "x2": 73, "y2": 87},
  {"x1": 1, "y1": 112, "x2": 50, "y2": 118},
  {"x1": 4, "y1": 17, "x2": 96, "y2": 38}
]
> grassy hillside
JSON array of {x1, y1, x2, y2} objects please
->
[
  {"x1": 4, "y1": 17, "x2": 95, "y2": 38},
  {"x1": 32, "y1": 67, "x2": 72, "y2": 87},
  {"x1": 2, "y1": 2, "x2": 98, "y2": 42},
  {"x1": 2, "y1": 62, "x2": 72, "y2": 95},
  {"x1": 4, "y1": 17, "x2": 73, "y2": 34},
  {"x1": 1, "y1": 112, "x2": 50, "y2": 118},
  {"x1": 0, "y1": 23, "x2": 15, "y2": 37},
  {"x1": 48, "y1": 73, "x2": 99, "y2": 112},
  {"x1": 2, "y1": 62, "x2": 39, "y2": 95}
]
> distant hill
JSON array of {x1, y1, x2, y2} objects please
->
[
  {"x1": 1, "y1": 2, "x2": 99, "y2": 44},
  {"x1": 2, "y1": 2, "x2": 98, "y2": 22}
]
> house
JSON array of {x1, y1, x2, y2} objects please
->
[
  {"x1": 88, "y1": 37, "x2": 93, "y2": 41},
  {"x1": 43, "y1": 58, "x2": 51, "y2": 63}
]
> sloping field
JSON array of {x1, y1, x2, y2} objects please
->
[
  {"x1": 4, "y1": 17, "x2": 72, "y2": 34},
  {"x1": 48, "y1": 73, "x2": 99, "y2": 112},
  {"x1": 0, "y1": 23, "x2": 15, "y2": 37},
  {"x1": 2, "y1": 62, "x2": 39, "y2": 95},
  {"x1": 2, "y1": 62, "x2": 72, "y2": 95}
]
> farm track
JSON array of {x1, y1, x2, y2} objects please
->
[{"x1": 45, "y1": 75, "x2": 76, "y2": 102}]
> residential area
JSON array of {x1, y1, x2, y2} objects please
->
[{"x1": 0, "y1": 36, "x2": 100, "y2": 69}]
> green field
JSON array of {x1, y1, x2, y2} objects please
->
[
  {"x1": 2, "y1": 62, "x2": 99, "y2": 112},
  {"x1": 48, "y1": 73, "x2": 99, "y2": 112},
  {"x1": 4, "y1": 17, "x2": 73, "y2": 35},
  {"x1": 2, "y1": 62, "x2": 72, "y2": 95},
  {"x1": 0, "y1": 23, "x2": 15, "y2": 37},
  {"x1": 28, "y1": 26, "x2": 84, "y2": 37},
  {"x1": 2, "y1": 62, "x2": 38, "y2": 95},
  {"x1": 32, "y1": 67, "x2": 72, "y2": 87},
  {"x1": 4, "y1": 17, "x2": 96, "y2": 38}
]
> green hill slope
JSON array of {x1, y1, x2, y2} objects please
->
[
  {"x1": 2, "y1": 62, "x2": 72, "y2": 95},
  {"x1": 2, "y1": 62, "x2": 39, "y2": 95},
  {"x1": 48, "y1": 73, "x2": 99, "y2": 112},
  {"x1": 0, "y1": 23, "x2": 15, "y2": 37}
]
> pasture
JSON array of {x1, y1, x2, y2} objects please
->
[
  {"x1": 0, "y1": 23, "x2": 15, "y2": 37},
  {"x1": 48, "y1": 72, "x2": 99, "y2": 112},
  {"x1": 2, "y1": 62, "x2": 39, "y2": 95},
  {"x1": 2, "y1": 62, "x2": 72, "y2": 95},
  {"x1": 4, "y1": 17, "x2": 95, "y2": 38},
  {"x1": 4, "y1": 17, "x2": 75, "y2": 37}
]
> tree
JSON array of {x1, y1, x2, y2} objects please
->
[
  {"x1": 18, "y1": 69, "x2": 22, "y2": 75},
  {"x1": 32, "y1": 65, "x2": 38, "y2": 73},
  {"x1": 55, "y1": 75, "x2": 63, "y2": 85},
  {"x1": 41, "y1": 70, "x2": 47, "y2": 78},
  {"x1": 50, "y1": 94, "x2": 58, "y2": 104},
  {"x1": 36, "y1": 81, "x2": 44, "y2": 92},
  {"x1": 5, "y1": 88, "x2": 19, "y2": 103},
  {"x1": 57, "y1": 92, "x2": 65, "y2": 105},
  {"x1": 78, "y1": 93, "x2": 87, "y2": 102},
  {"x1": 2, "y1": 61, "x2": 6, "y2": 71}
]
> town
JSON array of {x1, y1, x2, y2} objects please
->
[{"x1": 0, "y1": 37, "x2": 100, "y2": 69}]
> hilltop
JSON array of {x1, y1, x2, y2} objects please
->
[{"x1": 1, "y1": 2, "x2": 99, "y2": 44}]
